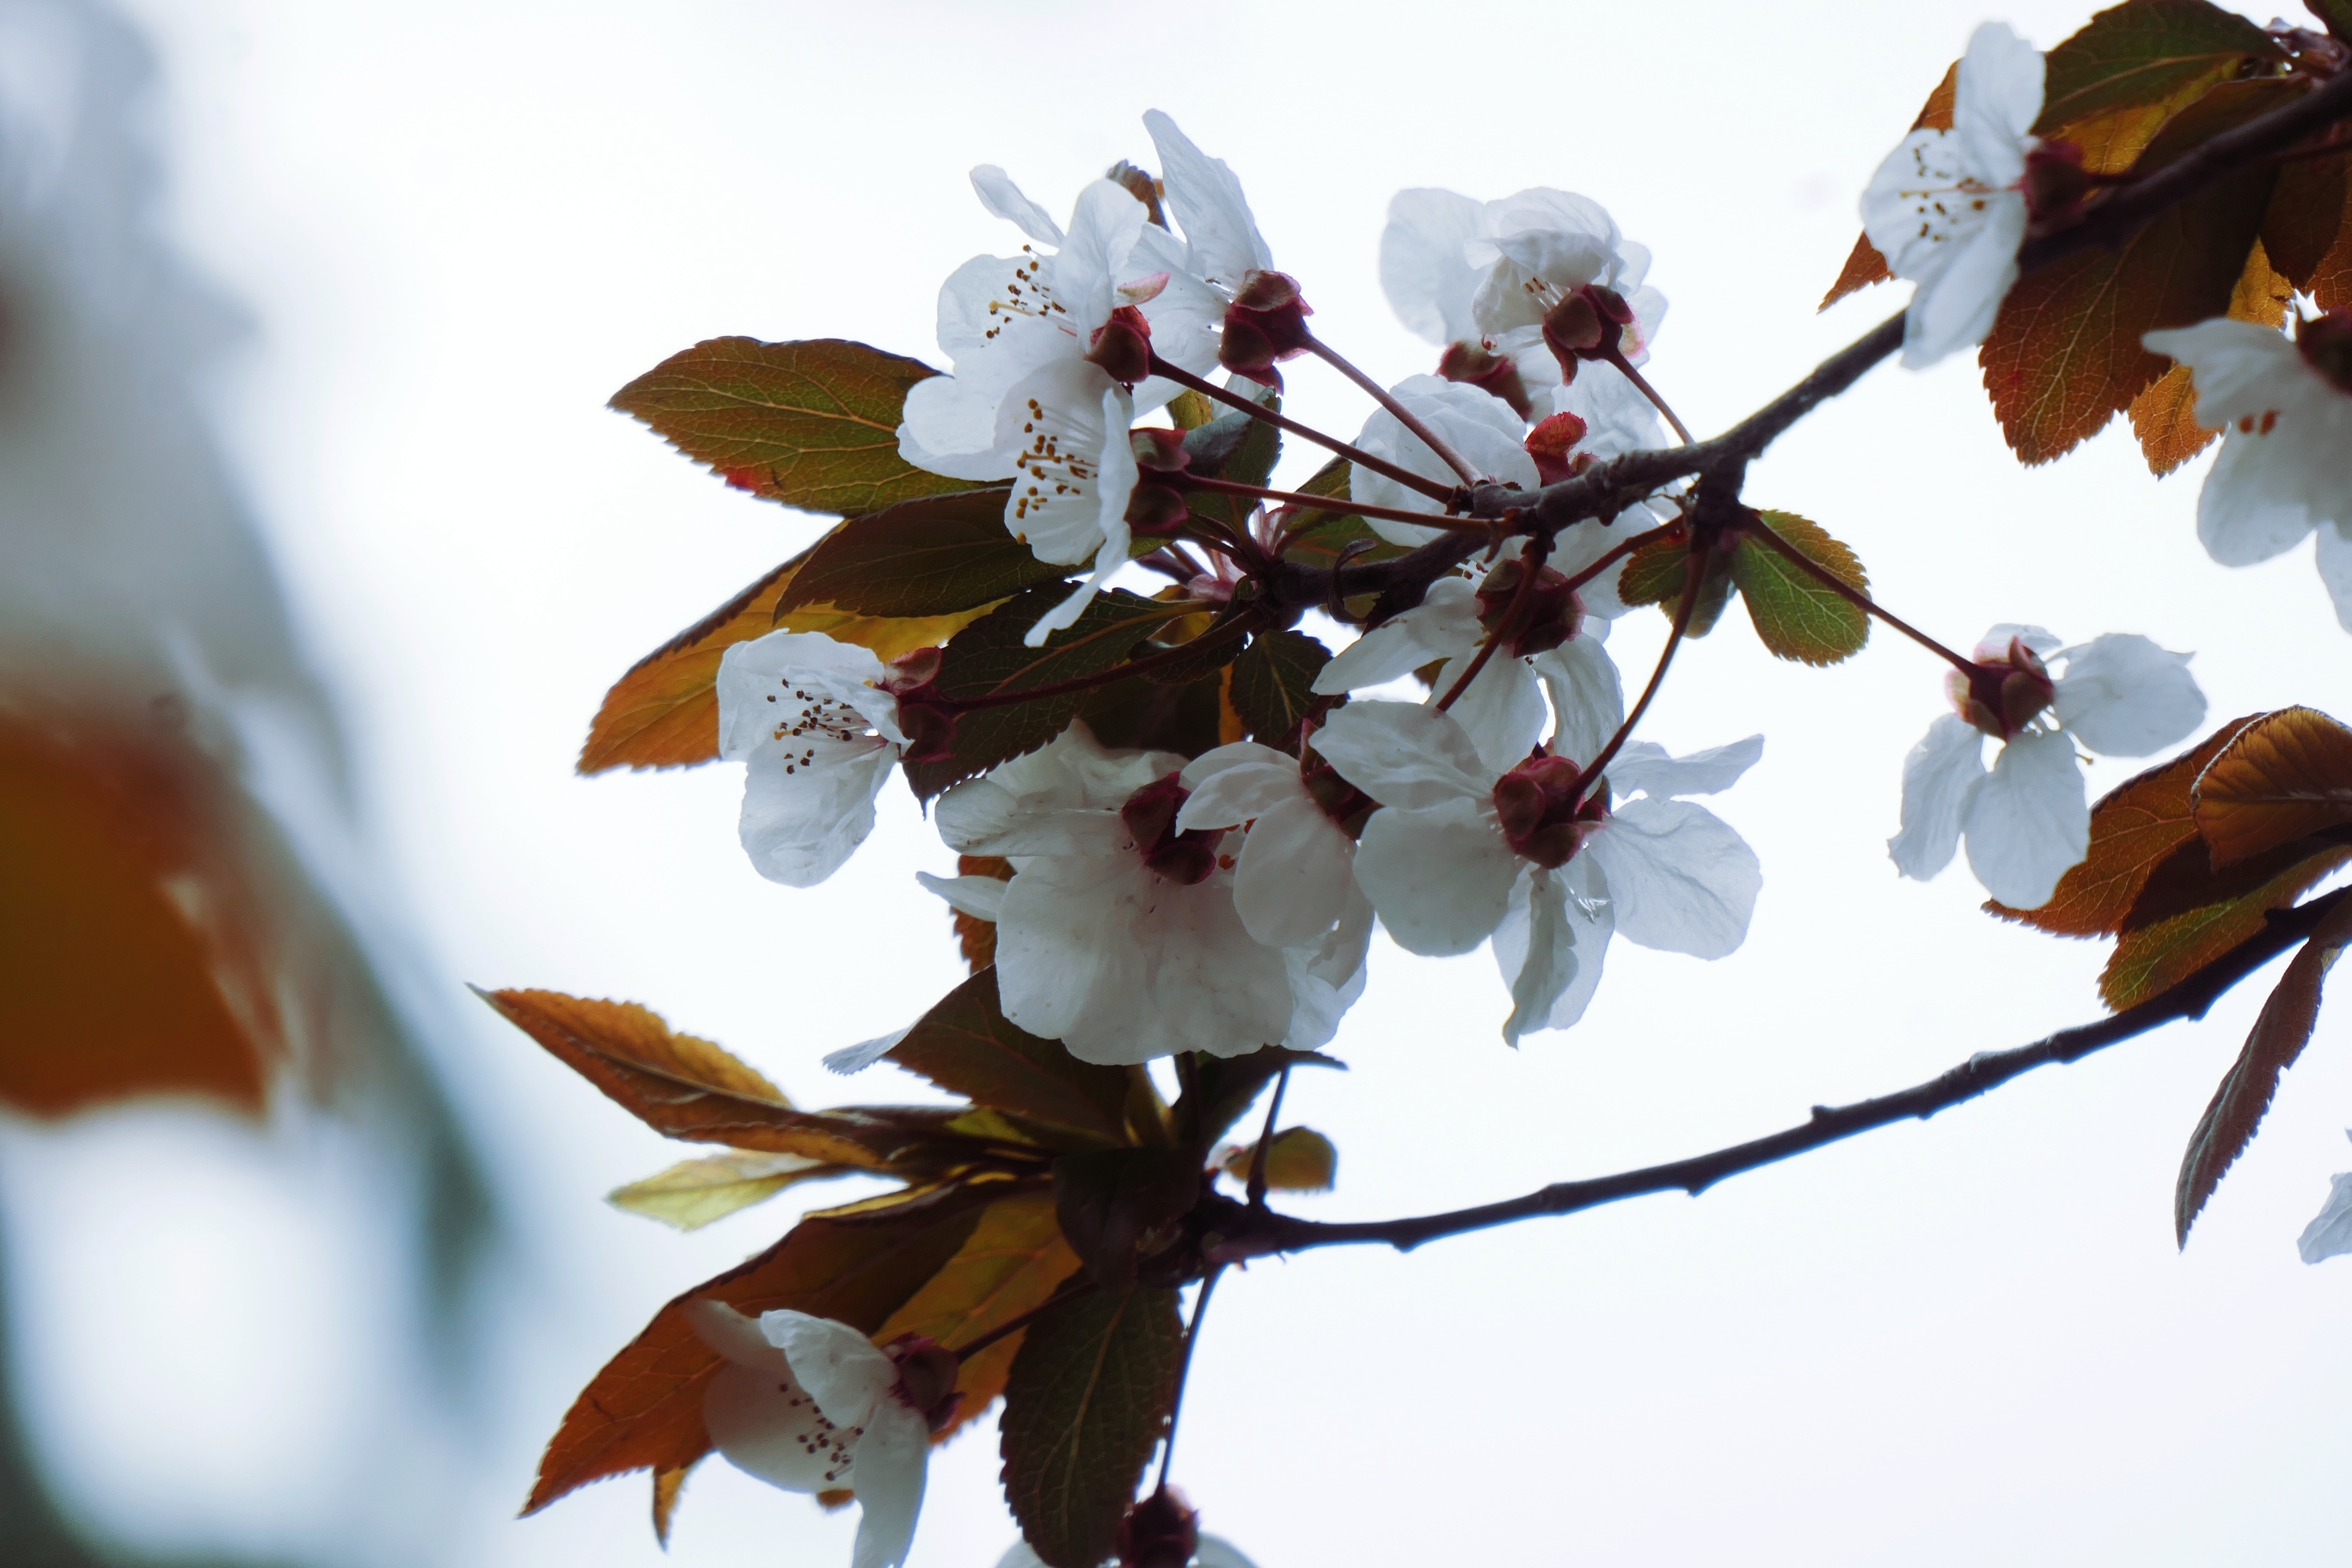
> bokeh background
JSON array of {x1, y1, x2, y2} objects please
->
[{"x1": 3, "y1": 1, "x2": 2349, "y2": 1564}]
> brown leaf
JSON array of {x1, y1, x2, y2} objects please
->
[
  {"x1": 2102, "y1": 842, "x2": 2352, "y2": 1009},
  {"x1": 2259, "y1": 150, "x2": 2351, "y2": 293},
  {"x1": 2192, "y1": 706, "x2": 2352, "y2": 866},
  {"x1": 1991, "y1": 714, "x2": 2262, "y2": 936},
  {"x1": 578, "y1": 548, "x2": 989, "y2": 774},
  {"x1": 872, "y1": 1191, "x2": 1081, "y2": 1442},
  {"x1": 2127, "y1": 239, "x2": 2292, "y2": 473},
  {"x1": 1820, "y1": 64, "x2": 1956, "y2": 310},
  {"x1": 652, "y1": 1461, "x2": 697, "y2": 1547},
  {"x1": 2175, "y1": 897, "x2": 2352, "y2": 1245},
  {"x1": 952, "y1": 854, "x2": 1013, "y2": 973},
  {"x1": 2034, "y1": 0, "x2": 2283, "y2": 174},
  {"x1": 524, "y1": 1187, "x2": 996, "y2": 1516},
  {"x1": 887, "y1": 970, "x2": 1133, "y2": 1147},
  {"x1": 1980, "y1": 78, "x2": 2288, "y2": 464}
]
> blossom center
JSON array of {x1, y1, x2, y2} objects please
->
[
  {"x1": 1120, "y1": 775, "x2": 1222, "y2": 885},
  {"x1": 1491, "y1": 754, "x2": 1606, "y2": 869},
  {"x1": 1948, "y1": 635, "x2": 2055, "y2": 739},
  {"x1": 984, "y1": 244, "x2": 1073, "y2": 343},
  {"x1": 1219, "y1": 269, "x2": 1314, "y2": 383},
  {"x1": 1476, "y1": 559, "x2": 1584, "y2": 656},
  {"x1": 757, "y1": 679, "x2": 886, "y2": 774},
  {"x1": 883, "y1": 1335, "x2": 965, "y2": 1435}
]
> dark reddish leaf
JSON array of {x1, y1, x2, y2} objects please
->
[
  {"x1": 1052, "y1": 1148, "x2": 1201, "y2": 1285},
  {"x1": 2261, "y1": 151, "x2": 2351, "y2": 291},
  {"x1": 1228, "y1": 628, "x2": 1333, "y2": 749},
  {"x1": 2192, "y1": 706, "x2": 2352, "y2": 865},
  {"x1": 887, "y1": 971, "x2": 1134, "y2": 1148},
  {"x1": 2101, "y1": 842, "x2": 2351, "y2": 1009},
  {"x1": 773, "y1": 488, "x2": 1063, "y2": 618},
  {"x1": 2175, "y1": 897, "x2": 2352, "y2": 1244}
]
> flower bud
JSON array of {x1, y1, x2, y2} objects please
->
[
  {"x1": 884, "y1": 1335, "x2": 964, "y2": 1435},
  {"x1": 1121, "y1": 775, "x2": 1221, "y2": 885},
  {"x1": 1218, "y1": 269, "x2": 1313, "y2": 382},
  {"x1": 1476, "y1": 558, "x2": 1584, "y2": 657},
  {"x1": 2297, "y1": 309, "x2": 2352, "y2": 395},
  {"x1": 1523, "y1": 411, "x2": 1591, "y2": 487},
  {"x1": 1491, "y1": 753, "x2": 1605, "y2": 868},
  {"x1": 1437, "y1": 340, "x2": 1532, "y2": 419},
  {"x1": 2022, "y1": 139, "x2": 2091, "y2": 223},
  {"x1": 1948, "y1": 634, "x2": 2055, "y2": 740},
  {"x1": 1088, "y1": 304, "x2": 1155, "y2": 386},
  {"x1": 1118, "y1": 1485, "x2": 1200, "y2": 1568},
  {"x1": 1540, "y1": 284, "x2": 1635, "y2": 382}
]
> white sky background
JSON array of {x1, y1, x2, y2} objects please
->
[{"x1": 6, "y1": 0, "x2": 2351, "y2": 1563}]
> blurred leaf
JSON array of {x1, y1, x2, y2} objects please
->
[
  {"x1": 578, "y1": 549, "x2": 989, "y2": 773},
  {"x1": 1053, "y1": 1148, "x2": 1201, "y2": 1285},
  {"x1": 773, "y1": 488, "x2": 1065, "y2": 617},
  {"x1": 888, "y1": 971, "x2": 1134, "y2": 1148},
  {"x1": 610, "y1": 337, "x2": 982, "y2": 515},
  {"x1": 1130, "y1": 609, "x2": 1255, "y2": 687},
  {"x1": 903, "y1": 587, "x2": 1191, "y2": 799},
  {"x1": 2176, "y1": 898, "x2": 2352, "y2": 1244},
  {"x1": 524, "y1": 1189, "x2": 995, "y2": 1516},
  {"x1": 2193, "y1": 706, "x2": 2352, "y2": 865},
  {"x1": 1075, "y1": 665, "x2": 1229, "y2": 762},
  {"x1": 1991, "y1": 715, "x2": 2259, "y2": 935},
  {"x1": 1730, "y1": 511, "x2": 1870, "y2": 665},
  {"x1": 2128, "y1": 238, "x2": 2293, "y2": 472},
  {"x1": 1981, "y1": 77, "x2": 2288, "y2": 464},
  {"x1": 1228, "y1": 628, "x2": 1333, "y2": 749},
  {"x1": 1217, "y1": 1125, "x2": 1338, "y2": 1191},
  {"x1": 998, "y1": 1283, "x2": 1185, "y2": 1568},
  {"x1": 2101, "y1": 842, "x2": 2351, "y2": 1008},
  {"x1": 2035, "y1": 0, "x2": 2283, "y2": 170},
  {"x1": 1819, "y1": 63, "x2": 1956, "y2": 309},
  {"x1": 873, "y1": 1191, "x2": 1082, "y2": 1441},
  {"x1": 652, "y1": 1461, "x2": 697, "y2": 1547},
  {"x1": 607, "y1": 1149, "x2": 852, "y2": 1232}
]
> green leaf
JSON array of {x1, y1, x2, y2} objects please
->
[
  {"x1": 1730, "y1": 511, "x2": 1870, "y2": 665},
  {"x1": 1072, "y1": 666, "x2": 1230, "y2": 762},
  {"x1": 1052, "y1": 1148, "x2": 1202, "y2": 1285},
  {"x1": 1217, "y1": 1125, "x2": 1338, "y2": 1191},
  {"x1": 2037, "y1": 0, "x2": 2284, "y2": 156},
  {"x1": 771, "y1": 489, "x2": 1063, "y2": 617},
  {"x1": 2176, "y1": 898, "x2": 2352, "y2": 1245},
  {"x1": 609, "y1": 337, "x2": 983, "y2": 516},
  {"x1": 1228, "y1": 628, "x2": 1332, "y2": 749},
  {"x1": 1615, "y1": 536, "x2": 1688, "y2": 608},
  {"x1": 1181, "y1": 394, "x2": 1283, "y2": 542},
  {"x1": 1277, "y1": 458, "x2": 1408, "y2": 572},
  {"x1": 887, "y1": 971, "x2": 1133, "y2": 1148},
  {"x1": 2101, "y1": 841, "x2": 2352, "y2": 1008},
  {"x1": 903, "y1": 587, "x2": 1191, "y2": 799},
  {"x1": 606, "y1": 1149, "x2": 852, "y2": 1231},
  {"x1": 998, "y1": 1283, "x2": 1185, "y2": 1568}
]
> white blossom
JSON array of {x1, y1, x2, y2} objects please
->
[
  {"x1": 1348, "y1": 375, "x2": 1541, "y2": 548},
  {"x1": 1860, "y1": 21, "x2": 2045, "y2": 368},
  {"x1": 2298, "y1": 1131, "x2": 2352, "y2": 1264},
  {"x1": 2142, "y1": 315, "x2": 2352, "y2": 632},
  {"x1": 687, "y1": 1304, "x2": 938, "y2": 1568},
  {"x1": 1888, "y1": 627, "x2": 2206, "y2": 908},
  {"x1": 716, "y1": 630, "x2": 910, "y2": 888},
  {"x1": 930, "y1": 724, "x2": 1299, "y2": 1063},
  {"x1": 996, "y1": 357, "x2": 1140, "y2": 645},
  {"x1": 1314, "y1": 701, "x2": 1761, "y2": 1043}
]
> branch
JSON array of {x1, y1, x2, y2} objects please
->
[{"x1": 1213, "y1": 888, "x2": 2351, "y2": 1258}]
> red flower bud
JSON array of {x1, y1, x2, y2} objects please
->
[
  {"x1": 884, "y1": 1337, "x2": 964, "y2": 1435},
  {"x1": 1088, "y1": 304, "x2": 1155, "y2": 386},
  {"x1": 1491, "y1": 754, "x2": 1607, "y2": 868},
  {"x1": 1218, "y1": 269, "x2": 1314, "y2": 381},
  {"x1": 1540, "y1": 285, "x2": 1636, "y2": 383},
  {"x1": 1118, "y1": 1485, "x2": 1200, "y2": 1568},
  {"x1": 1948, "y1": 635, "x2": 2056, "y2": 740},
  {"x1": 1437, "y1": 340, "x2": 1532, "y2": 419},
  {"x1": 1523, "y1": 411, "x2": 1591, "y2": 487},
  {"x1": 1121, "y1": 775, "x2": 1221, "y2": 885},
  {"x1": 1476, "y1": 558, "x2": 1585, "y2": 657}
]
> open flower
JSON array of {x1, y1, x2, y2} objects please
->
[
  {"x1": 1860, "y1": 21, "x2": 2045, "y2": 368},
  {"x1": 1309, "y1": 574, "x2": 1623, "y2": 773},
  {"x1": 1314, "y1": 701, "x2": 1761, "y2": 1043},
  {"x1": 687, "y1": 1303, "x2": 959, "y2": 1568},
  {"x1": 1349, "y1": 375, "x2": 1541, "y2": 547},
  {"x1": 2142, "y1": 313, "x2": 2352, "y2": 631},
  {"x1": 716, "y1": 630, "x2": 914, "y2": 887},
  {"x1": 1889, "y1": 626, "x2": 2206, "y2": 908},
  {"x1": 930, "y1": 724, "x2": 1298, "y2": 1063},
  {"x1": 995, "y1": 357, "x2": 1140, "y2": 645}
]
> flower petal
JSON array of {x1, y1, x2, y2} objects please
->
[
  {"x1": 1352, "y1": 798, "x2": 1519, "y2": 955},
  {"x1": 1888, "y1": 714, "x2": 1984, "y2": 881},
  {"x1": 1955, "y1": 21, "x2": 2043, "y2": 187},
  {"x1": 1313, "y1": 700, "x2": 1492, "y2": 808},
  {"x1": 1604, "y1": 734, "x2": 1763, "y2": 799},
  {"x1": 738, "y1": 738, "x2": 896, "y2": 888},
  {"x1": 1439, "y1": 653, "x2": 1549, "y2": 775},
  {"x1": 1142, "y1": 109, "x2": 1272, "y2": 289},
  {"x1": 1349, "y1": 376, "x2": 1542, "y2": 546},
  {"x1": 969, "y1": 165, "x2": 1064, "y2": 248},
  {"x1": 1234, "y1": 795, "x2": 1357, "y2": 947},
  {"x1": 1378, "y1": 187, "x2": 1485, "y2": 345},
  {"x1": 1051, "y1": 181, "x2": 1148, "y2": 339},
  {"x1": 2297, "y1": 1141, "x2": 2352, "y2": 1264},
  {"x1": 1194, "y1": 1536, "x2": 1265, "y2": 1568},
  {"x1": 2316, "y1": 522, "x2": 2352, "y2": 634},
  {"x1": 764, "y1": 1310, "x2": 897, "y2": 1431},
  {"x1": 1311, "y1": 578, "x2": 1480, "y2": 695},
  {"x1": 914, "y1": 870, "x2": 1008, "y2": 922},
  {"x1": 824, "y1": 1024, "x2": 914, "y2": 1075},
  {"x1": 1178, "y1": 743, "x2": 1304, "y2": 830},
  {"x1": 717, "y1": 630, "x2": 896, "y2": 757},
  {"x1": 2051, "y1": 633, "x2": 2205, "y2": 756},
  {"x1": 1500, "y1": 867, "x2": 1574, "y2": 1045},
  {"x1": 1493, "y1": 851, "x2": 1614, "y2": 1039},
  {"x1": 1283, "y1": 884, "x2": 1375, "y2": 1052},
  {"x1": 1584, "y1": 797, "x2": 1760, "y2": 959},
  {"x1": 1534, "y1": 634, "x2": 1625, "y2": 769},
  {"x1": 1962, "y1": 726, "x2": 2088, "y2": 909},
  {"x1": 998, "y1": 359, "x2": 1133, "y2": 567},
  {"x1": 846, "y1": 1400, "x2": 930, "y2": 1568},
  {"x1": 687, "y1": 1303, "x2": 855, "y2": 1494},
  {"x1": 1904, "y1": 189, "x2": 2026, "y2": 369}
]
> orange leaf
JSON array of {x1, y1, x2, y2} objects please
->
[
  {"x1": 2191, "y1": 706, "x2": 2352, "y2": 866},
  {"x1": 952, "y1": 854, "x2": 1012, "y2": 974},
  {"x1": 873, "y1": 1191, "x2": 1080, "y2": 1442},
  {"x1": 1991, "y1": 714, "x2": 2263, "y2": 937},
  {"x1": 577, "y1": 548, "x2": 992, "y2": 774},
  {"x1": 2127, "y1": 239, "x2": 2292, "y2": 473},
  {"x1": 652, "y1": 1461, "x2": 696, "y2": 1547},
  {"x1": 2175, "y1": 897, "x2": 2352, "y2": 1245},
  {"x1": 524, "y1": 1188, "x2": 997, "y2": 1516},
  {"x1": 1820, "y1": 63, "x2": 1956, "y2": 311}
]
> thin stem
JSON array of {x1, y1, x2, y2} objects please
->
[
  {"x1": 1304, "y1": 334, "x2": 1481, "y2": 485},
  {"x1": 1576, "y1": 547, "x2": 1703, "y2": 787},
  {"x1": 1177, "y1": 472, "x2": 1495, "y2": 533},
  {"x1": 949, "y1": 1277, "x2": 1095, "y2": 1362},
  {"x1": 1602, "y1": 350, "x2": 1694, "y2": 444},
  {"x1": 1224, "y1": 887, "x2": 2351, "y2": 1257},
  {"x1": 1741, "y1": 516, "x2": 1977, "y2": 676},
  {"x1": 948, "y1": 608, "x2": 1258, "y2": 710},
  {"x1": 1559, "y1": 520, "x2": 1681, "y2": 597},
  {"x1": 1434, "y1": 536, "x2": 1553, "y2": 713},
  {"x1": 1148, "y1": 352, "x2": 1461, "y2": 504},
  {"x1": 1157, "y1": 1266, "x2": 1224, "y2": 1491},
  {"x1": 1244, "y1": 1064, "x2": 1292, "y2": 1210}
]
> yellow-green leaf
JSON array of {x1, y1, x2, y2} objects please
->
[
  {"x1": 1217, "y1": 1125, "x2": 1338, "y2": 1191},
  {"x1": 1730, "y1": 511, "x2": 1870, "y2": 665},
  {"x1": 606, "y1": 1149, "x2": 852, "y2": 1231}
]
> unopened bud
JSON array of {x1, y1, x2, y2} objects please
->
[
  {"x1": 1948, "y1": 634, "x2": 2055, "y2": 740},
  {"x1": 1088, "y1": 305, "x2": 1155, "y2": 385},
  {"x1": 2298, "y1": 309, "x2": 2352, "y2": 395},
  {"x1": 1523, "y1": 411, "x2": 1591, "y2": 487},
  {"x1": 2021, "y1": 140, "x2": 2091, "y2": 224},
  {"x1": 1540, "y1": 285, "x2": 1635, "y2": 382},
  {"x1": 1121, "y1": 775, "x2": 1220, "y2": 885},
  {"x1": 1219, "y1": 269, "x2": 1313, "y2": 381},
  {"x1": 1476, "y1": 558, "x2": 1585, "y2": 657},
  {"x1": 884, "y1": 1336, "x2": 965, "y2": 1435},
  {"x1": 1437, "y1": 340, "x2": 1532, "y2": 419},
  {"x1": 1118, "y1": 1485, "x2": 1200, "y2": 1568}
]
